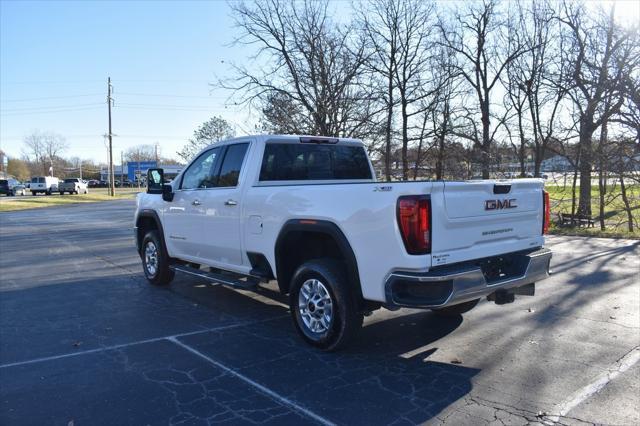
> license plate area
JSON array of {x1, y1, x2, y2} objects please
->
[{"x1": 476, "y1": 253, "x2": 529, "y2": 284}]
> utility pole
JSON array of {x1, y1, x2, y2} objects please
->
[
  {"x1": 79, "y1": 160, "x2": 83, "y2": 180},
  {"x1": 155, "y1": 142, "x2": 159, "y2": 165},
  {"x1": 107, "y1": 77, "x2": 115, "y2": 196},
  {"x1": 120, "y1": 151, "x2": 124, "y2": 186}
]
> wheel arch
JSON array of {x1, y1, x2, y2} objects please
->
[
  {"x1": 135, "y1": 209, "x2": 167, "y2": 257},
  {"x1": 274, "y1": 219, "x2": 364, "y2": 306}
]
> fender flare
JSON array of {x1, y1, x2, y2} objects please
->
[
  {"x1": 135, "y1": 209, "x2": 167, "y2": 256},
  {"x1": 274, "y1": 219, "x2": 363, "y2": 303}
]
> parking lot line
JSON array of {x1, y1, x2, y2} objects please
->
[
  {"x1": 167, "y1": 336, "x2": 335, "y2": 426},
  {"x1": 547, "y1": 345, "x2": 640, "y2": 423},
  {"x1": 0, "y1": 315, "x2": 287, "y2": 369}
]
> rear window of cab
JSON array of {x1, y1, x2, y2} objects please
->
[{"x1": 259, "y1": 143, "x2": 372, "y2": 181}]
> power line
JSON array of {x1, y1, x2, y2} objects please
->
[
  {"x1": 0, "y1": 106, "x2": 104, "y2": 116},
  {"x1": 1, "y1": 102, "x2": 105, "y2": 113},
  {"x1": 117, "y1": 92, "x2": 228, "y2": 100},
  {"x1": 1, "y1": 93, "x2": 104, "y2": 103}
]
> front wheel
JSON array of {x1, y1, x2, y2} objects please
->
[
  {"x1": 289, "y1": 259, "x2": 363, "y2": 351},
  {"x1": 141, "y1": 230, "x2": 174, "y2": 286},
  {"x1": 432, "y1": 299, "x2": 480, "y2": 317},
  {"x1": 31, "y1": 191, "x2": 36, "y2": 196}
]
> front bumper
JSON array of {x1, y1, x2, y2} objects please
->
[{"x1": 385, "y1": 247, "x2": 552, "y2": 309}]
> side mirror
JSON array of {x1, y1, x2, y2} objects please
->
[
  {"x1": 147, "y1": 168, "x2": 164, "y2": 194},
  {"x1": 162, "y1": 184, "x2": 174, "y2": 202}
]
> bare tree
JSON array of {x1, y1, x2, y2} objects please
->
[
  {"x1": 392, "y1": 0, "x2": 436, "y2": 180},
  {"x1": 125, "y1": 144, "x2": 157, "y2": 163},
  {"x1": 22, "y1": 131, "x2": 67, "y2": 175},
  {"x1": 223, "y1": 0, "x2": 371, "y2": 139},
  {"x1": 438, "y1": 0, "x2": 528, "y2": 178},
  {"x1": 357, "y1": 0, "x2": 401, "y2": 181},
  {"x1": 558, "y1": 2, "x2": 638, "y2": 216}
]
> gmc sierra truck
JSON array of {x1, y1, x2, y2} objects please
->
[{"x1": 134, "y1": 135, "x2": 552, "y2": 350}]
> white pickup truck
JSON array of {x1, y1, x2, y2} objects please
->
[{"x1": 134, "y1": 135, "x2": 552, "y2": 350}]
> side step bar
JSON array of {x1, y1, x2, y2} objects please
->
[{"x1": 170, "y1": 264, "x2": 261, "y2": 290}]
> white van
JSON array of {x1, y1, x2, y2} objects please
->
[{"x1": 30, "y1": 176, "x2": 60, "y2": 195}]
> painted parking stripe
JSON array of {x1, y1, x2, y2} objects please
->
[
  {"x1": 547, "y1": 345, "x2": 640, "y2": 423},
  {"x1": 0, "y1": 316, "x2": 287, "y2": 369},
  {"x1": 168, "y1": 336, "x2": 335, "y2": 426}
]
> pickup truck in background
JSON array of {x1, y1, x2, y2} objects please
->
[
  {"x1": 59, "y1": 178, "x2": 89, "y2": 195},
  {"x1": 134, "y1": 135, "x2": 552, "y2": 350}
]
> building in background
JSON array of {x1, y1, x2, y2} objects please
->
[{"x1": 100, "y1": 162, "x2": 183, "y2": 183}]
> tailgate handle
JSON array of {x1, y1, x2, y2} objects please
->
[{"x1": 493, "y1": 184, "x2": 511, "y2": 194}]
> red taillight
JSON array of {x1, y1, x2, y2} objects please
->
[
  {"x1": 397, "y1": 196, "x2": 431, "y2": 254},
  {"x1": 542, "y1": 190, "x2": 550, "y2": 234}
]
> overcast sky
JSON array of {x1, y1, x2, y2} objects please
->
[
  {"x1": 0, "y1": 0, "x2": 254, "y2": 164},
  {"x1": 1, "y1": 0, "x2": 638, "y2": 164}
]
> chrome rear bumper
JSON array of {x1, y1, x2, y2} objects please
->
[{"x1": 385, "y1": 248, "x2": 552, "y2": 309}]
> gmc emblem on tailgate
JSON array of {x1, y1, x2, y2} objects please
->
[{"x1": 485, "y1": 199, "x2": 517, "y2": 210}]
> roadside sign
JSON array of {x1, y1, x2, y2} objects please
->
[{"x1": 127, "y1": 161, "x2": 157, "y2": 181}]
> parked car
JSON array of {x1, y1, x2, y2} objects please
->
[
  {"x1": 30, "y1": 176, "x2": 59, "y2": 195},
  {"x1": 134, "y1": 135, "x2": 552, "y2": 351},
  {"x1": 87, "y1": 180, "x2": 100, "y2": 188},
  {"x1": 59, "y1": 178, "x2": 89, "y2": 195},
  {"x1": 0, "y1": 178, "x2": 23, "y2": 196},
  {"x1": 12, "y1": 184, "x2": 28, "y2": 196}
]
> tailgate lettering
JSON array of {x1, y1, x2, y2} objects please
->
[{"x1": 485, "y1": 199, "x2": 517, "y2": 210}]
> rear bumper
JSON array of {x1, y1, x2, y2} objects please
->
[{"x1": 385, "y1": 247, "x2": 552, "y2": 309}]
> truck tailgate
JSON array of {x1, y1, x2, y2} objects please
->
[{"x1": 430, "y1": 180, "x2": 545, "y2": 266}]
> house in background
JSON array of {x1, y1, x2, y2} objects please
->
[{"x1": 541, "y1": 155, "x2": 573, "y2": 172}]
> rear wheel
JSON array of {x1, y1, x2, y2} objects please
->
[
  {"x1": 432, "y1": 299, "x2": 480, "y2": 317},
  {"x1": 31, "y1": 191, "x2": 36, "y2": 196},
  {"x1": 59, "y1": 192, "x2": 64, "y2": 195},
  {"x1": 289, "y1": 259, "x2": 363, "y2": 351},
  {"x1": 141, "y1": 230, "x2": 174, "y2": 286}
]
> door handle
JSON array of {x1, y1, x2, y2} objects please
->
[
  {"x1": 224, "y1": 199, "x2": 238, "y2": 206},
  {"x1": 192, "y1": 199, "x2": 201, "y2": 206}
]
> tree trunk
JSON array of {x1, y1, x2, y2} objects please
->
[
  {"x1": 384, "y1": 74, "x2": 394, "y2": 182},
  {"x1": 400, "y1": 95, "x2": 409, "y2": 181},
  {"x1": 534, "y1": 152, "x2": 542, "y2": 178},
  {"x1": 435, "y1": 102, "x2": 449, "y2": 180},
  {"x1": 619, "y1": 174, "x2": 634, "y2": 233},
  {"x1": 598, "y1": 169, "x2": 605, "y2": 230},
  {"x1": 518, "y1": 113, "x2": 526, "y2": 177},
  {"x1": 481, "y1": 99, "x2": 491, "y2": 179},
  {"x1": 570, "y1": 148, "x2": 581, "y2": 225},
  {"x1": 577, "y1": 120, "x2": 594, "y2": 216},
  {"x1": 436, "y1": 133, "x2": 445, "y2": 180}
]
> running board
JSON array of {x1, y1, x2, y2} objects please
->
[{"x1": 170, "y1": 265, "x2": 260, "y2": 290}]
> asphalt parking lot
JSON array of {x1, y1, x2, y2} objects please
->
[{"x1": 1, "y1": 200, "x2": 638, "y2": 425}]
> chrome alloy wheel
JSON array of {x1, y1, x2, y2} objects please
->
[
  {"x1": 298, "y1": 279, "x2": 334, "y2": 334},
  {"x1": 144, "y1": 241, "x2": 158, "y2": 276}
]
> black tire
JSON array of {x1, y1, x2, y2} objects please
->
[
  {"x1": 289, "y1": 259, "x2": 363, "y2": 351},
  {"x1": 31, "y1": 191, "x2": 36, "y2": 196},
  {"x1": 432, "y1": 299, "x2": 480, "y2": 317},
  {"x1": 141, "y1": 230, "x2": 174, "y2": 286},
  {"x1": 59, "y1": 192, "x2": 64, "y2": 195}
]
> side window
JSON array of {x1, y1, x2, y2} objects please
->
[
  {"x1": 180, "y1": 148, "x2": 220, "y2": 190},
  {"x1": 217, "y1": 143, "x2": 249, "y2": 187}
]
